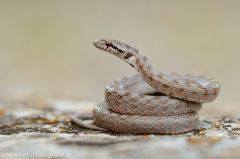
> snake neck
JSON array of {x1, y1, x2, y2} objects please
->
[{"x1": 132, "y1": 53, "x2": 163, "y2": 89}]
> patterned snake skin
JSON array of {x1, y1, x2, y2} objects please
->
[{"x1": 71, "y1": 39, "x2": 220, "y2": 135}]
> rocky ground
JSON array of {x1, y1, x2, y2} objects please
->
[{"x1": 0, "y1": 97, "x2": 240, "y2": 159}]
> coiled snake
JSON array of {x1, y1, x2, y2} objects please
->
[{"x1": 71, "y1": 39, "x2": 220, "y2": 135}]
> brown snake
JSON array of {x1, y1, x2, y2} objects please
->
[{"x1": 71, "y1": 39, "x2": 220, "y2": 134}]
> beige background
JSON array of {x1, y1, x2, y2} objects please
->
[{"x1": 0, "y1": 0, "x2": 239, "y2": 117}]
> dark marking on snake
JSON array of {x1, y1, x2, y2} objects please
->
[
  {"x1": 111, "y1": 46, "x2": 123, "y2": 53},
  {"x1": 179, "y1": 88, "x2": 185, "y2": 92},
  {"x1": 163, "y1": 84, "x2": 169, "y2": 88},
  {"x1": 124, "y1": 53, "x2": 133, "y2": 59},
  {"x1": 105, "y1": 42, "x2": 123, "y2": 53}
]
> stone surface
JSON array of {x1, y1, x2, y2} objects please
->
[{"x1": 0, "y1": 97, "x2": 240, "y2": 159}]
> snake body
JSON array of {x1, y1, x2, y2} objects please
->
[{"x1": 71, "y1": 39, "x2": 220, "y2": 134}]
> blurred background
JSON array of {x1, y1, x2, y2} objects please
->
[{"x1": 0, "y1": 0, "x2": 239, "y2": 117}]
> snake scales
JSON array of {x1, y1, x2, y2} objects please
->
[{"x1": 71, "y1": 39, "x2": 220, "y2": 135}]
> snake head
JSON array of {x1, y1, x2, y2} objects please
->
[
  {"x1": 93, "y1": 39, "x2": 143, "y2": 71},
  {"x1": 93, "y1": 39, "x2": 138, "y2": 57}
]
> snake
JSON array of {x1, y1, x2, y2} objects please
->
[{"x1": 71, "y1": 39, "x2": 220, "y2": 135}]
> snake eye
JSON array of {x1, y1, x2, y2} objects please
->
[{"x1": 106, "y1": 41, "x2": 112, "y2": 45}]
